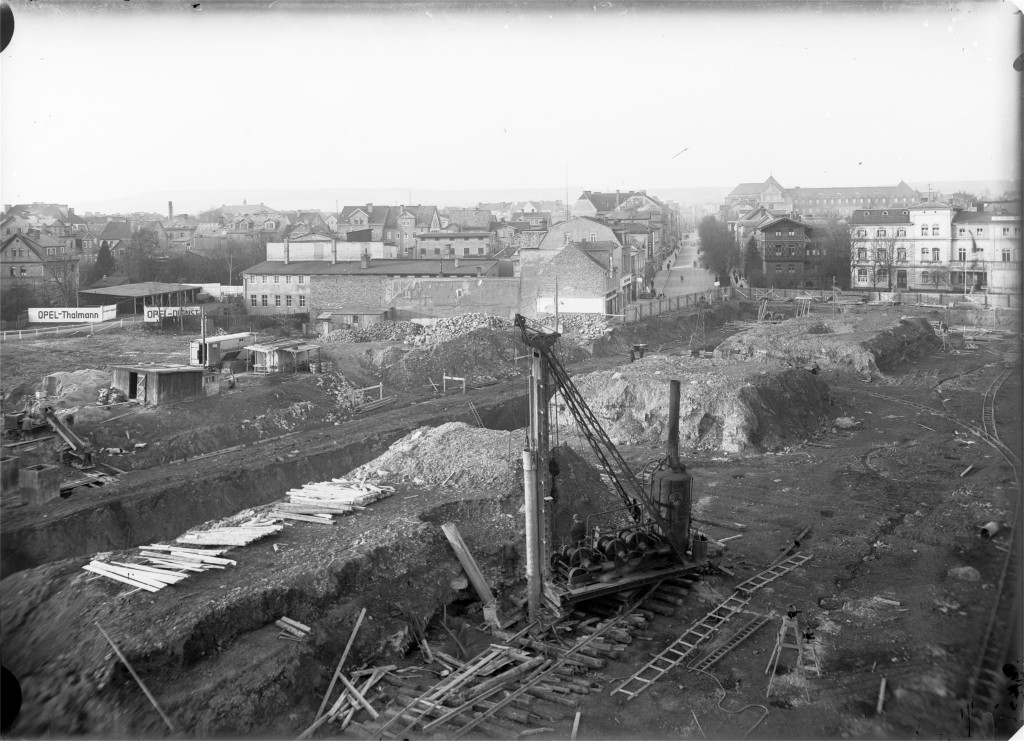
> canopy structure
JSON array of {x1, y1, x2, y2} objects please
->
[{"x1": 242, "y1": 339, "x2": 322, "y2": 374}]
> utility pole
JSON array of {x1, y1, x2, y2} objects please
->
[{"x1": 554, "y1": 275, "x2": 560, "y2": 332}]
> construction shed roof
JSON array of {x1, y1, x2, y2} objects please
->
[
  {"x1": 109, "y1": 363, "x2": 203, "y2": 374},
  {"x1": 191, "y1": 331, "x2": 255, "y2": 343},
  {"x1": 78, "y1": 282, "x2": 201, "y2": 298},
  {"x1": 244, "y1": 340, "x2": 321, "y2": 353}
]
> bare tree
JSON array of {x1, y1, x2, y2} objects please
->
[
  {"x1": 43, "y1": 256, "x2": 80, "y2": 306},
  {"x1": 851, "y1": 226, "x2": 911, "y2": 291},
  {"x1": 922, "y1": 266, "x2": 951, "y2": 291}
]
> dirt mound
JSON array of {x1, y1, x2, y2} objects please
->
[
  {"x1": 563, "y1": 356, "x2": 833, "y2": 453},
  {"x1": 320, "y1": 321, "x2": 424, "y2": 343},
  {"x1": 45, "y1": 369, "x2": 113, "y2": 408},
  {"x1": 591, "y1": 301, "x2": 750, "y2": 356},
  {"x1": 348, "y1": 422, "x2": 523, "y2": 493},
  {"x1": 713, "y1": 314, "x2": 938, "y2": 377},
  {"x1": 347, "y1": 421, "x2": 619, "y2": 544},
  {"x1": 410, "y1": 313, "x2": 513, "y2": 347},
  {"x1": 380, "y1": 328, "x2": 522, "y2": 389}
]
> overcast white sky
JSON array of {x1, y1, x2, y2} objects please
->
[{"x1": 1, "y1": 0, "x2": 1021, "y2": 213}]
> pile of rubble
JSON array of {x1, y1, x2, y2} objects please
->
[
  {"x1": 380, "y1": 327, "x2": 523, "y2": 390},
  {"x1": 96, "y1": 387, "x2": 128, "y2": 406},
  {"x1": 347, "y1": 422, "x2": 523, "y2": 493},
  {"x1": 320, "y1": 321, "x2": 424, "y2": 344},
  {"x1": 409, "y1": 314, "x2": 513, "y2": 347},
  {"x1": 311, "y1": 372, "x2": 361, "y2": 408},
  {"x1": 556, "y1": 313, "x2": 611, "y2": 341}
]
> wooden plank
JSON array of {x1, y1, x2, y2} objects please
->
[
  {"x1": 338, "y1": 674, "x2": 379, "y2": 719},
  {"x1": 83, "y1": 564, "x2": 160, "y2": 592},
  {"x1": 315, "y1": 607, "x2": 367, "y2": 721},
  {"x1": 86, "y1": 562, "x2": 169, "y2": 590},
  {"x1": 280, "y1": 617, "x2": 311, "y2": 632},
  {"x1": 441, "y1": 522, "x2": 496, "y2": 607}
]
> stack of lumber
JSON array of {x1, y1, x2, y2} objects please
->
[
  {"x1": 277, "y1": 617, "x2": 312, "y2": 642},
  {"x1": 176, "y1": 518, "x2": 283, "y2": 547},
  {"x1": 283, "y1": 478, "x2": 395, "y2": 513},
  {"x1": 83, "y1": 545, "x2": 236, "y2": 592}
]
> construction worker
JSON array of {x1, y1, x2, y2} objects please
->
[{"x1": 569, "y1": 514, "x2": 586, "y2": 545}]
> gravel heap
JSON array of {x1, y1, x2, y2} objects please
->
[
  {"x1": 311, "y1": 372, "x2": 360, "y2": 408},
  {"x1": 714, "y1": 314, "x2": 938, "y2": 377},
  {"x1": 556, "y1": 313, "x2": 611, "y2": 341},
  {"x1": 563, "y1": 355, "x2": 833, "y2": 453},
  {"x1": 320, "y1": 321, "x2": 424, "y2": 344},
  {"x1": 409, "y1": 314, "x2": 513, "y2": 347},
  {"x1": 348, "y1": 422, "x2": 523, "y2": 493},
  {"x1": 380, "y1": 327, "x2": 522, "y2": 390}
]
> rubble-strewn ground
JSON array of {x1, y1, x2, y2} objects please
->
[
  {"x1": 715, "y1": 313, "x2": 939, "y2": 377},
  {"x1": 1, "y1": 300, "x2": 1021, "y2": 740},
  {"x1": 564, "y1": 356, "x2": 832, "y2": 452}
]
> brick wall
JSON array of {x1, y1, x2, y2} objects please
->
[
  {"x1": 308, "y1": 274, "x2": 521, "y2": 322},
  {"x1": 519, "y1": 246, "x2": 611, "y2": 318}
]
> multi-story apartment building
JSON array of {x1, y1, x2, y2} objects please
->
[
  {"x1": 753, "y1": 217, "x2": 826, "y2": 289},
  {"x1": 849, "y1": 201, "x2": 1021, "y2": 294}
]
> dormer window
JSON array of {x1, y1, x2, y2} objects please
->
[{"x1": 882, "y1": 211, "x2": 889, "y2": 216}]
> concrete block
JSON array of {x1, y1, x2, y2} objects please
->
[
  {"x1": 21, "y1": 463, "x2": 62, "y2": 505},
  {"x1": 1, "y1": 454, "x2": 21, "y2": 493}
]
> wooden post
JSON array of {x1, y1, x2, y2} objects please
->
[
  {"x1": 441, "y1": 522, "x2": 497, "y2": 607},
  {"x1": 95, "y1": 622, "x2": 177, "y2": 732},
  {"x1": 316, "y1": 607, "x2": 367, "y2": 720}
]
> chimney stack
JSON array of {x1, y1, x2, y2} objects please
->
[
  {"x1": 361, "y1": 253, "x2": 370, "y2": 269},
  {"x1": 366, "y1": 203, "x2": 373, "y2": 215},
  {"x1": 284, "y1": 237, "x2": 290, "y2": 265},
  {"x1": 168, "y1": 201, "x2": 174, "y2": 220}
]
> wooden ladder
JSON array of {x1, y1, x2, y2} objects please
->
[
  {"x1": 611, "y1": 552, "x2": 814, "y2": 701},
  {"x1": 468, "y1": 400, "x2": 484, "y2": 428},
  {"x1": 734, "y1": 552, "x2": 814, "y2": 596},
  {"x1": 688, "y1": 611, "x2": 771, "y2": 673},
  {"x1": 610, "y1": 593, "x2": 751, "y2": 700},
  {"x1": 765, "y1": 614, "x2": 820, "y2": 701}
]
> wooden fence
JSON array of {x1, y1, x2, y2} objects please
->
[
  {"x1": 623, "y1": 288, "x2": 729, "y2": 324},
  {"x1": 733, "y1": 286, "x2": 1020, "y2": 309}
]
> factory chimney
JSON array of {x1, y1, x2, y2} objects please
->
[{"x1": 168, "y1": 201, "x2": 174, "y2": 220}]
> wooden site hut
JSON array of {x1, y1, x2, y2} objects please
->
[
  {"x1": 109, "y1": 363, "x2": 204, "y2": 406},
  {"x1": 189, "y1": 331, "x2": 255, "y2": 369}
]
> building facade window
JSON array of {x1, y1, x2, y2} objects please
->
[
  {"x1": 1002, "y1": 249, "x2": 1011, "y2": 262},
  {"x1": 958, "y1": 247, "x2": 967, "y2": 261},
  {"x1": 959, "y1": 228, "x2": 966, "y2": 236},
  {"x1": 285, "y1": 276, "x2": 291, "y2": 284},
  {"x1": 478, "y1": 248, "x2": 484, "y2": 255},
  {"x1": 274, "y1": 275, "x2": 280, "y2": 284},
  {"x1": 262, "y1": 275, "x2": 268, "y2": 283},
  {"x1": 261, "y1": 295, "x2": 268, "y2": 306},
  {"x1": 921, "y1": 270, "x2": 930, "y2": 283},
  {"x1": 250, "y1": 295, "x2": 257, "y2": 306},
  {"x1": 857, "y1": 248, "x2": 867, "y2": 261},
  {"x1": 896, "y1": 228, "x2": 906, "y2": 237},
  {"x1": 19, "y1": 267, "x2": 25, "y2": 275},
  {"x1": 932, "y1": 248, "x2": 940, "y2": 261},
  {"x1": 857, "y1": 268, "x2": 868, "y2": 283},
  {"x1": 298, "y1": 275, "x2": 305, "y2": 284},
  {"x1": 286, "y1": 295, "x2": 292, "y2": 306},
  {"x1": 275, "y1": 295, "x2": 281, "y2": 306},
  {"x1": 877, "y1": 229, "x2": 887, "y2": 238},
  {"x1": 299, "y1": 295, "x2": 306, "y2": 307},
  {"x1": 896, "y1": 248, "x2": 906, "y2": 262},
  {"x1": 931, "y1": 225, "x2": 940, "y2": 236},
  {"x1": 920, "y1": 225, "x2": 928, "y2": 236}
]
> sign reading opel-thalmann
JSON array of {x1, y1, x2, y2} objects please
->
[
  {"x1": 28, "y1": 305, "x2": 117, "y2": 323},
  {"x1": 144, "y1": 306, "x2": 203, "y2": 322}
]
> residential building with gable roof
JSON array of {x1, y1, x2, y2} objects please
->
[
  {"x1": 753, "y1": 216, "x2": 827, "y2": 290},
  {"x1": 1, "y1": 232, "x2": 81, "y2": 315}
]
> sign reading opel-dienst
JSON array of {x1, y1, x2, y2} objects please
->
[
  {"x1": 28, "y1": 305, "x2": 117, "y2": 323},
  {"x1": 144, "y1": 306, "x2": 204, "y2": 322}
]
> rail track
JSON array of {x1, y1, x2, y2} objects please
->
[{"x1": 836, "y1": 362, "x2": 1021, "y2": 735}]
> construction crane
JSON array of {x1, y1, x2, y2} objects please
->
[{"x1": 514, "y1": 314, "x2": 704, "y2": 617}]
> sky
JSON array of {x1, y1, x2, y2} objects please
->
[{"x1": 1, "y1": 0, "x2": 1021, "y2": 214}]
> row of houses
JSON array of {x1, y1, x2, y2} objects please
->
[{"x1": 721, "y1": 177, "x2": 1021, "y2": 294}]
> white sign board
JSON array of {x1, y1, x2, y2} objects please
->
[
  {"x1": 536, "y1": 297, "x2": 604, "y2": 314},
  {"x1": 144, "y1": 306, "x2": 204, "y2": 322},
  {"x1": 28, "y1": 305, "x2": 117, "y2": 323}
]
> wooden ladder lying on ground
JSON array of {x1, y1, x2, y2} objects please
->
[{"x1": 610, "y1": 552, "x2": 814, "y2": 701}]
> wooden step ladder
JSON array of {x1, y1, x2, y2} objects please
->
[
  {"x1": 688, "y1": 611, "x2": 771, "y2": 673},
  {"x1": 764, "y1": 613, "x2": 820, "y2": 701},
  {"x1": 610, "y1": 594, "x2": 751, "y2": 700}
]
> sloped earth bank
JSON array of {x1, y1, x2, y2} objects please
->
[
  {"x1": 0, "y1": 426, "x2": 616, "y2": 738},
  {"x1": 714, "y1": 314, "x2": 939, "y2": 378},
  {"x1": 563, "y1": 356, "x2": 833, "y2": 452},
  {"x1": 1, "y1": 313, "x2": 1021, "y2": 739},
  {"x1": 0, "y1": 385, "x2": 530, "y2": 578}
]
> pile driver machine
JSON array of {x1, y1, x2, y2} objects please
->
[{"x1": 514, "y1": 314, "x2": 707, "y2": 619}]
